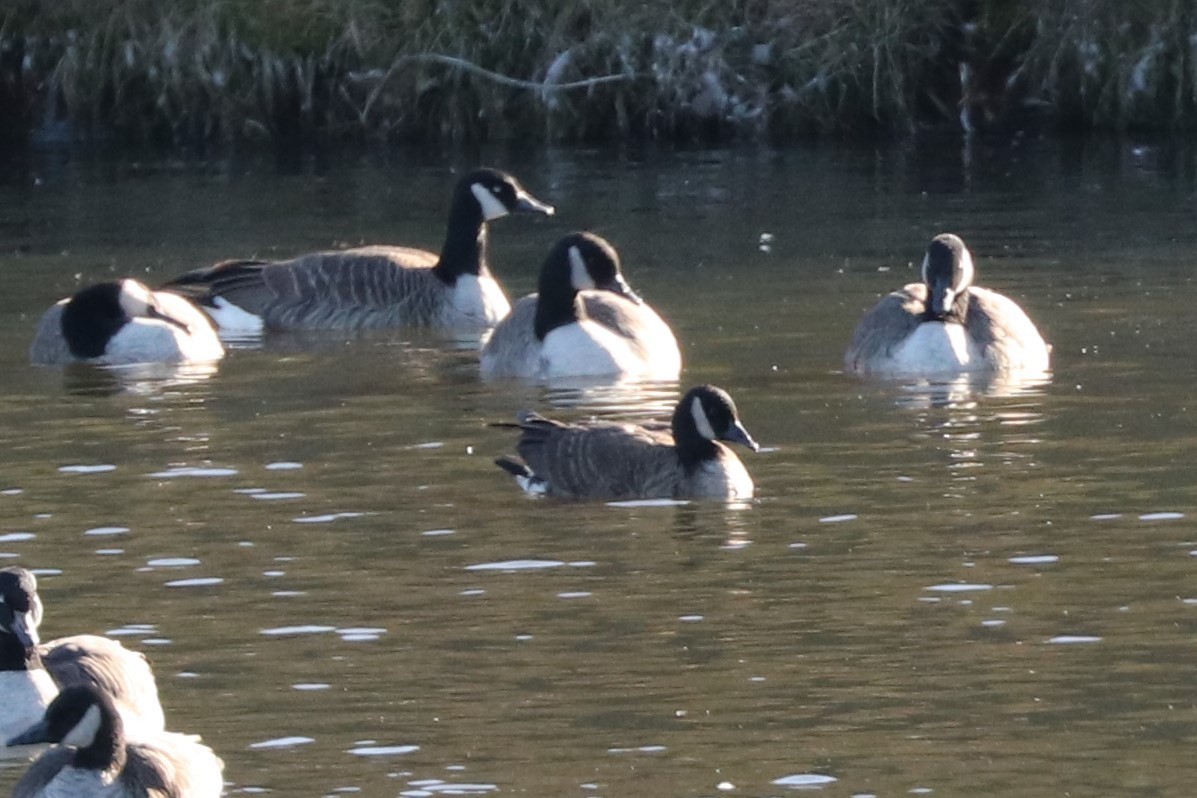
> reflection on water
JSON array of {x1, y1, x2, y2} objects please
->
[{"x1": 3, "y1": 138, "x2": 1197, "y2": 796}]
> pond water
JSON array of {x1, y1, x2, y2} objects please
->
[{"x1": 2, "y1": 136, "x2": 1197, "y2": 797}]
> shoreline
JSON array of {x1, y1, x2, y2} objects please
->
[{"x1": 2, "y1": 1, "x2": 1194, "y2": 149}]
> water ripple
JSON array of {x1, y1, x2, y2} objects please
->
[
  {"x1": 465, "y1": 559, "x2": 565, "y2": 572},
  {"x1": 772, "y1": 773, "x2": 838, "y2": 788},
  {"x1": 165, "y1": 577, "x2": 224, "y2": 588},
  {"x1": 925, "y1": 583, "x2": 993, "y2": 593},
  {"x1": 59, "y1": 464, "x2": 116, "y2": 474},
  {"x1": 250, "y1": 736, "x2": 314, "y2": 750},
  {"x1": 347, "y1": 744, "x2": 419, "y2": 756},
  {"x1": 84, "y1": 526, "x2": 129, "y2": 537},
  {"x1": 261, "y1": 625, "x2": 336, "y2": 636},
  {"x1": 149, "y1": 466, "x2": 238, "y2": 479}
]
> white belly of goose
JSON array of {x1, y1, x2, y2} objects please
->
[
  {"x1": 439, "y1": 274, "x2": 512, "y2": 329},
  {"x1": 539, "y1": 320, "x2": 646, "y2": 379},
  {"x1": 888, "y1": 322, "x2": 982, "y2": 375},
  {"x1": 0, "y1": 670, "x2": 57, "y2": 758}
]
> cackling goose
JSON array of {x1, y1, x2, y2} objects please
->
[
  {"x1": 480, "y1": 232, "x2": 681, "y2": 380},
  {"x1": 163, "y1": 168, "x2": 554, "y2": 332},
  {"x1": 844, "y1": 233, "x2": 1051, "y2": 376},
  {"x1": 495, "y1": 384, "x2": 759, "y2": 500},
  {"x1": 28, "y1": 280, "x2": 223, "y2": 366},
  {"x1": 7, "y1": 685, "x2": 224, "y2": 798}
]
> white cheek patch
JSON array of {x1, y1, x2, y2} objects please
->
[
  {"x1": 16, "y1": 611, "x2": 39, "y2": 645},
  {"x1": 691, "y1": 397, "x2": 718, "y2": 441},
  {"x1": 568, "y1": 247, "x2": 596, "y2": 290},
  {"x1": 471, "y1": 184, "x2": 510, "y2": 221},
  {"x1": 920, "y1": 253, "x2": 931, "y2": 286},
  {"x1": 62, "y1": 703, "x2": 103, "y2": 748},
  {"x1": 956, "y1": 247, "x2": 975, "y2": 292}
]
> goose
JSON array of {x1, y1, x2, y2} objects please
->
[
  {"x1": 7, "y1": 685, "x2": 224, "y2": 798},
  {"x1": 844, "y1": 233, "x2": 1051, "y2": 376},
  {"x1": 0, "y1": 567, "x2": 165, "y2": 758},
  {"x1": 495, "y1": 384, "x2": 759, "y2": 501},
  {"x1": 480, "y1": 232, "x2": 682, "y2": 380},
  {"x1": 28, "y1": 280, "x2": 224, "y2": 366},
  {"x1": 162, "y1": 168, "x2": 555, "y2": 333}
]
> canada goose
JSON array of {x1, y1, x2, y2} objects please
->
[
  {"x1": 7, "y1": 685, "x2": 224, "y2": 798},
  {"x1": 495, "y1": 384, "x2": 759, "y2": 500},
  {"x1": 28, "y1": 280, "x2": 224, "y2": 366},
  {"x1": 163, "y1": 168, "x2": 555, "y2": 333},
  {"x1": 844, "y1": 233, "x2": 1051, "y2": 376},
  {"x1": 0, "y1": 567, "x2": 164, "y2": 758},
  {"x1": 480, "y1": 232, "x2": 682, "y2": 381}
]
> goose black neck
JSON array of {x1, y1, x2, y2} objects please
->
[
  {"x1": 433, "y1": 192, "x2": 489, "y2": 285},
  {"x1": 74, "y1": 705, "x2": 126, "y2": 773},
  {"x1": 0, "y1": 632, "x2": 40, "y2": 671},
  {"x1": 671, "y1": 408, "x2": 719, "y2": 473},
  {"x1": 534, "y1": 272, "x2": 585, "y2": 340},
  {"x1": 923, "y1": 290, "x2": 970, "y2": 324}
]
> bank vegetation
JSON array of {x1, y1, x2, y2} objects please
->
[{"x1": 1, "y1": 0, "x2": 1194, "y2": 147}]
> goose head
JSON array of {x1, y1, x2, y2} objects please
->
[
  {"x1": 461, "y1": 168, "x2": 555, "y2": 222},
  {"x1": 8, "y1": 684, "x2": 125, "y2": 772},
  {"x1": 0, "y1": 567, "x2": 43, "y2": 649},
  {"x1": 921, "y1": 233, "x2": 975, "y2": 321},
  {"x1": 673, "y1": 385, "x2": 759, "y2": 457},
  {"x1": 60, "y1": 280, "x2": 194, "y2": 359}
]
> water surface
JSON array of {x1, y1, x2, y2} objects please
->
[{"x1": 2, "y1": 137, "x2": 1197, "y2": 796}]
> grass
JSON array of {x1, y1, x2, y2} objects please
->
[{"x1": 1, "y1": 0, "x2": 1195, "y2": 148}]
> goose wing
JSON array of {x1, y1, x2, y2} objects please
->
[
  {"x1": 39, "y1": 635, "x2": 165, "y2": 735},
  {"x1": 843, "y1": 282, "x2": 927, "y2": 373},
  {"x1": 583, "y1": 292, "x2": 682, "y2": 376},
  {"x1": 164, "y1": 247, "x2": 444, "y2": 330},
  {"x1": 480, "y1": 294, "x2": 542, "y2": 378},
  {"x1": 11, "y1": 747, "x2": 73, "y2": 798},
  {"x1": 515, "y1": 414, "x2": 681, "y2": 500},
  {"x1": 965, "y1": 286, "x2": 1051, "y2": 371},
  {"x1": 28, "y1": 300, "x2": 71, "y2": 365},
  {"x1": 124, "y1": 732, "x2": 225, "y2": 798}
]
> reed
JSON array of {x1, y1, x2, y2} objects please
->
[{"x1": 1, "y1": 0, "x2": 1194, "y2": 147}]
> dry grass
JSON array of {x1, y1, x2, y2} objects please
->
[{"x1": 1, "y1": 0, "x2": 1194, "y2": 147}]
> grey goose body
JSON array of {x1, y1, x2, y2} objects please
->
[
  {"x1": 8, "y1": 685, "x2": 224, "y2": 798},
  {"x1": 28, "y1": 280, "x2": 223, "y2": 366},
  {"x1": 163, "y1": 168, "x2": 554, "y2": 333},
  {"x1": 480, "y1": 232, "x2": 682, "y2": 380},
  {"x1": 495, "y1": 384, "x2": 758, "y2": 501},
  {"x1": 844, "y1": 233, "x2": 1051, "y2": 376},
  {"x1": 0, "y1": 567, "x2": 165, "y2": 760}
]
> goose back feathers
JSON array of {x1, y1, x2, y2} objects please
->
[
  {"x1": 495, "y1": 384, "x2": 758, "y2": 500},
  {"x1": 163, "y1": 168, "x2": 554, "y2": 332}
]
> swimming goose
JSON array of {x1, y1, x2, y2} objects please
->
[
  {"x1": 495, "y1": 384, "x2": 759, "y2": 500},
  {"x1": 7, "y1": 685, "x2": 224, "y2": 798},
  {"x1": 0, "y1": 567, "x2": 165, "y2": 758},
  {"x1": 163, "y1": 168, "x2": 555, "y2": 332},
  {"x1": 480, "y1": 232, "x2": 682, "y2": 380},
  {"x1": 28, "y1": 280, "x2": 224, "y2": 366},
  {"x1": 844, "y1": 233, "x2": 1051, "y2": 376}
]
